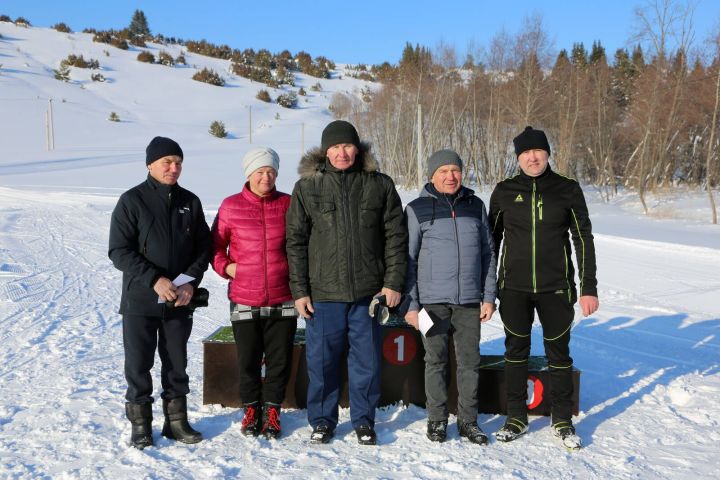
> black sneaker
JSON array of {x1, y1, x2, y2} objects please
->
[
  {"x1": 426, "y1": 420, "x2": 448, "y2": 442},
  {"x1": 261, "y1": 403, "x2": 281, "y2": 439},
  {"x1": 240, "y1": 402, "x2": 263, "y2": 436},
  {"x1": 494, "y1": 417, "x2": 528, "y2": 443},
  {"x1": 355, "y1": 425, "x2": 377, "y2": 445},
  {"x1": 309, "y1": 424, "x2": 334, "y2": 444},
  {"x1": 458, "y1": 421, "x2": 488, "y2": 445},
  {"x1": 552, "y1": 421, "x2": 582, "y2": 451}
]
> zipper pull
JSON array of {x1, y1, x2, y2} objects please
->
[{"x1": 538, "y1": 196, "x2": 543, "y2": 221}]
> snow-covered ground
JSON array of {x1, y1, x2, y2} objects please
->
[{"x1": 1, "y1": 22, "x2": 719, "y2": 479}]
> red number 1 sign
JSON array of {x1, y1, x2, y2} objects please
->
[{"x1": 382, "y1": 330, "x2": 418, "y2": 366}]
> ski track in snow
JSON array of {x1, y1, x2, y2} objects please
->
[
  {"x1": 0, "y1": 187, "x2": 718, "y2": 479},
  {"x1": 3, "y1": 22, "x2": 719, "y2": 479}
]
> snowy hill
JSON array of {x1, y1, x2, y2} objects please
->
[
  {"x1": 0, "y1": 22, "x2": 373, "y2": 203},
  {"x1": 1, "y1": 21, "x2": 720, "y2": 479}
]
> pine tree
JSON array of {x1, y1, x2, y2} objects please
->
[
  {"x1": 53, "y1": 64, "x2": 70, "y2": 82},
  {"x1": 631, "y1": 45, "x2": 645, "y2": 69},
  {"x1": 589, "y1": 41, "x2": 606, "y2": 66},
  {"x1": 552, "y1": 49, "x2": 571, "y2": 74},
  {"x1": 209, "y1": 120, "x2": 227, "y2": 138},
  {"x1": 276, "y1": 91, "x2": 298, "y2": 108},
  {"x1": 128, "y1": 10, "x2": 150, "y2": 39},
  {"x1": 399, "y1": 42, "x2": 432, "y2": 78},
  {"x1": 611, "y1": 48, "x2": 637, "y2": 108},
  {"x1": 571, "y1": 42, "x2": 588, "y2": 69}
]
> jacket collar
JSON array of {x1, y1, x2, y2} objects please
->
[
  {"x1": 518, "y1": 165, "x2": 553, "y2": 183},
  {"x1": 145, "y1": 173, "x2": 178, "y2": 196},
  {"x1": 297, "y1": 141, "x2": 380, "y2": 179},
  {"x1": 241, "y1": 181, "x2": 278, "y2": 202},
  {"x1": 421, "y1": 182, "x2": 475, "y2": 200}
]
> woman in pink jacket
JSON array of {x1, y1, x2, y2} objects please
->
[{"x1": 211, "y1": 147, "x2": 296, "y2": 439}]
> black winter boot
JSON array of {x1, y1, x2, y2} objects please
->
[
  {"x1": 240, "y1": 401, "x2": 263, "y2": 436},
  {"x1": 426, "y1": 419, "x2": 448, "y2": 442},
  {"x1": 161, "y1": 397, "x2": 203, "y2": 444},
  {"x1": 494, "y1": 416, "x2": 529, "y2": 443},
  {"x1": 458, "y1": 421, "x2": 489, "y2": 445},
  {"x1": 261, "y1": 403, "x2": 282, "y2": 439},
  {"x1": 125, "y1": 402, "x2": 153, "y2": 449}
]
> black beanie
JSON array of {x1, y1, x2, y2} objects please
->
[
  {"x1": 427, "y1": 149, "x2": 463, "y2": 178},
  {"x1": 146, "y1": 136, "x2": 184, "y2": 165},
  {"x1": 513, "y1": 126, "x2": 551, "y2": 157},
  {"x1": 321, "y1": 120, "x2": 360, "y2": 153}
]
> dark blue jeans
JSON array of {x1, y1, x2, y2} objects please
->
[{"x1": 305, "y1": 297, "x2": 382, "y2": 430}]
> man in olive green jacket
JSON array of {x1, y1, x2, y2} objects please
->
[{"x1": 286, "y1": 120, "x2": 407, "y2": 445}]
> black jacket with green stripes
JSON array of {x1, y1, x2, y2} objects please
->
[{"x1": 488, "y1": 166, "x2": 597, "y2": 297}]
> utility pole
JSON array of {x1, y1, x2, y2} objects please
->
[
  {"x1": 46, "y1": 99, "x2": 55, "y2": 151},
  {"x1": 416, "y1": 103, "x2": 423, "y2": 189},
  {"x1": 45, "y1": 110, "x2": 50, "y2": 151}
]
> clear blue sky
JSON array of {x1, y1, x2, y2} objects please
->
[{"x1": 3, "y1": 1, "x2": 719, "y2": 65}]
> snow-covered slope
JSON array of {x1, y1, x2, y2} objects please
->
[
  {"x1": 0, "y1": 22, "x2": 373, "y2": 204},
  {"x1": 1, "y1": 22, "x2": 719, "y2": 479}
]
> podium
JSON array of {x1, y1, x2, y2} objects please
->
[{"x1": 203, "y1": 320, "x2": 580, "y2": 416}]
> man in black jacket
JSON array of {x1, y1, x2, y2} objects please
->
[
  {"x1": 109, "y1": 136, "x2": 211, "y2": 449},
  {"x1": 489, "y1": 126, "x2": 598, "y2": 451},
  {"x1": 286, "y1": 120, "x2": 407, "y2": 445}
]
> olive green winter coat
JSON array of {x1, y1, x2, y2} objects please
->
[{"x1": 285, "y1": 143, "x2": 407, "y2": 302}]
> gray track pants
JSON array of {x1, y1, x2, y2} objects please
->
[{"x1": 422, "y1": 303, "x2": 481, "y2": 423}]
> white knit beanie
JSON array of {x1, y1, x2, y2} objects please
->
[{"x1": 243, "y1": 147, "x2": 280, "y2": 178}]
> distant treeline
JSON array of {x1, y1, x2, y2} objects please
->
[
  {"x1": 329, "y1": 6, "x2": 719, "y2": 223},
  {"x1": 3, "y1": 3, "x2": 718, "y2": 220}
]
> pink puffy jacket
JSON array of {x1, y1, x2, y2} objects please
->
[{"x1": 211, "y1": 183, "x2": 292, "y2": 306}]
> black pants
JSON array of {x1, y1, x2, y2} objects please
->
[
  {"x1": 231, "y1": 308, "x2": 297, "y2": 405},
  {"x1": 123, "y1": 312, "x2": 193, "y2": 404},
  {"x1": 499, "y1": 289, "x2": 575, "y2": 423}
]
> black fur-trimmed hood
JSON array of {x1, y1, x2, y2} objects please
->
[{"x1": 297, "y1": 141, "x2": 379, "y2": 179}]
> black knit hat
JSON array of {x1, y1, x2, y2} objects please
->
[
  {"x1": 427, "y1": 149, "x2": 463, "y2": 178},
  {"x1": 321, "y1": 120, "x2": 360, "y2": 153},
  {"x1": 513, "y1": 126, "x2": 551, "y2": 157},
  {"x1": 146, "y1": 136, "x2": 184, "y2": 165}
]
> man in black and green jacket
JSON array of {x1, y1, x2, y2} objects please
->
[
  {"x1": 489, "y1": 126, "x2": 599, "y2": 451},
  {"x1": 285, "y1": 120, "x2": 407, "y2": 445}
]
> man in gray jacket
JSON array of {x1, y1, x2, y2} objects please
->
[{"x1": 404, "y1": 149, "x2": 497, "y2": 444}]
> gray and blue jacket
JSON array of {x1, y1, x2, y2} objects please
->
[{"x1": 404, "y1": 183, "x2": 497, "y2": 312}]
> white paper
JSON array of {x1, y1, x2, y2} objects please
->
[
  {"x1": 157, "y1": 274, "x2": 196, "y2": 303},
  {"x1": 172, "y1": 273, "x2": 195, "y2": 287},
  {"x1": 418, "y1": 308, "x2": 434, "y2": 336}
]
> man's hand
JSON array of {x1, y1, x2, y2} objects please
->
[
  {"x1": 479, "y1": 302, "x2": 495, "y2": 322},
  {"x1": 295, "y1": 296, "x2": 315, "y2": 319},
  {"x1": 579, "y1": 295, "x2": 599, "y2": 317},
  {"x1": 174, "y1": 284, "x2": 194, "y2": 307},
  {"x1": 379, "y1": 287, "x2": 401, "y2": 308},
  {"x1": 154, "y1": 277, "x2": 177, "y2": 302},
  {"x1": 404, "y1": 310, "x2": 419, "y2": 330},
  {"x1": 225, "y1": 263, "x2": 237, "y2": 279}
]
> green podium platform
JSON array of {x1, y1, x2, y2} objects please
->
[{"x1": 203, "y1": 321, "x2": 580, "y2": 416}]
